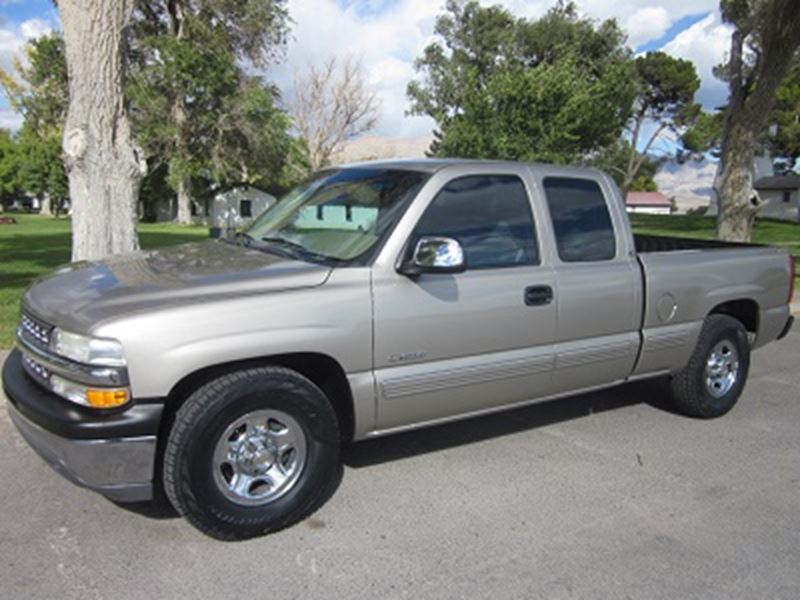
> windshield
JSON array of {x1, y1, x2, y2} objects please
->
[{"x1": 244, "y1": 168, "x2": 428, "y2": 264}]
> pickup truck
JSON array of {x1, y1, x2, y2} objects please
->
[{"x1": 3, "y1": 159, "x2": 795, "y2": 540}]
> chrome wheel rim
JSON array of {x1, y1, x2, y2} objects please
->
[
  {"x1": 705, "y1": 340, "x2": 739, "y2": 399},
  {"x1": 212, "y1": 409, "x2": 307, "y2": 506}
]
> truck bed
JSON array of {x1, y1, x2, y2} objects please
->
[{"x1": 634, "y1": 234, "x2": 759, "y2": 254}]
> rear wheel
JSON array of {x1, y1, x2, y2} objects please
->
[
  {"x1": 670, "y1": 314, "x2": 750, "y2": 418},
  {"x1": 163, "y1": 366, "x2": 340, "y2": 540}
]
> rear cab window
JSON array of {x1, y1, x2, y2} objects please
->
[{"x1": 542, "y1": 177, "x2": 616, "y2": 262}]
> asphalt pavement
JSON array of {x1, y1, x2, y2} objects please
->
[{"x1": 1, "y1": 326, "x2": 799, "y2": 600}]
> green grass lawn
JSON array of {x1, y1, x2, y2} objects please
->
[
  {"x1": 0, "y1": 213, "x2": 207, "y2": 348},
  {"x1": 0, "y1": 212, "x2": 798, "y2": 350},
  {"x1": 629, "y1": 213, "x2": 800, "y2": 276}
]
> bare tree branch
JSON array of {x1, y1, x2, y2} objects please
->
[{"x1": 291, "y1": 56, "x2": 380, "y2": 170}]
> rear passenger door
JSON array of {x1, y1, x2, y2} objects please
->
[
  {"x1": 540, "y1": 175, "x2": 643, "y2": 392},
  {"x1": 371, "y1": 171, "x2": 557, "y2": 432}
]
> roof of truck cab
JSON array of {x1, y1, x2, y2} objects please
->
[{"x1": 339, "y1": 158, "x2": 606, "y2": 178}]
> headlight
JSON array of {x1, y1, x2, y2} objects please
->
[
  {"x1": 50, "y1": 374, "x2": 130, "y2": 409},
  {"x1": 50, "y1": 328, "x2": 126, "y2": 367}
]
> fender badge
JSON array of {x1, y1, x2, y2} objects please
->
[{"x1": 388, "y1": 351, "x2": 427, "y2": 363}]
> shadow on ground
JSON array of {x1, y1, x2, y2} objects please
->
[
  {"x1": 113, "y1": 377, "x2": 676, "y2": 522},
  {"x1": 342, "y1": 377, "x2": 676, "y2": 468}
]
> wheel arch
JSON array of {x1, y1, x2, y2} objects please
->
[
  {"x1": 708, "y1": 298, "x2": 759, "y2": 335},
  {"x1": 161, "y1": 352, "x2": 356, "y2": 443}
]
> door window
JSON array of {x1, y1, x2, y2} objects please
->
[{"x1": 413, "y1": 175, "x2": 538, "y2": 269}]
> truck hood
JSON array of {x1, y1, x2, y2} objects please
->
[{"x1": 23, "y1": 240, "x2": 332, "y2": 333}]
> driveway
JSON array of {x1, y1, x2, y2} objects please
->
[{"x1": 1, "y1": 328, "x2": 799, "y2": 600}]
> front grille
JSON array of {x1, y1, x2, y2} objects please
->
[
  {"x1": 22, "y1": 352, "x2": 51, "y2": 385},
  {"x1": 18, "y1": 312, "x2": 53, "y2": 351}
]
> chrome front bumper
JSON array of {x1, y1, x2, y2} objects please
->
[{"x1": 7, "y1": 399, "x2": 156, "y2": 502}]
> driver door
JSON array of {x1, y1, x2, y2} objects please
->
[{"x1": 371, "y1": 172, "x2": 558, "y2": 432}]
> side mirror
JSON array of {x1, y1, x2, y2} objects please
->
[{"x1": 399, "y1": 236, "x2": 466, "y2": 277}]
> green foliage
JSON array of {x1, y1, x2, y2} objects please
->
[
  {"x1": 769, "y1": 64, "x2": 800, "y2": 172},
  {"x1": 0, "y1": 34, "x2": 69, "y2": 207},
  {"x1": 408, "y1": 1, "x2": 635, "y2": 163},
  {"x1": 14, "y1": 127, "x2": 68, "y2": 203},
  {"x1": 680, "y1": 111, "x2": 724, "y2": 158},
  {"x1": 619, "y1": 51, "x2": 700, "y2": 192},
  {"x1": 128, "y1": 1, "x2": 299, "y2": 196},
  {"x1": 0, "y1": 129, "x2": 20, "y2": 201},
  {"x1": 15, "y1": 34, "x2": 68, "y2": 136},
  {"x1": 590, "y1": 140, "x2": 660, "y2": 191},
  {"x1": 633, "y1": 52, "x2": 699, "y2": 122}
]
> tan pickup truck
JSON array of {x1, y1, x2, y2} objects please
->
[{"x1": 4, "y1": 159, "x2": 794, "y2": 539}]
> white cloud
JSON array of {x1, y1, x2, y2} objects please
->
[
  {"x1": 623, "y1": 6, "x2": 670, "y2": 47},
  {"x1": 0, "y1": 17, "x2": 53, "y2": 76},
  {"x1": 0, "y1": 106, "x2": 23, "y2": 129},
  {"x1": 0, "y1": 2, "x2": 732, "y2": 141},
  {"x1": 272, "y1": 0, "x2": 442, "y2": 138},
  {"x1": 273, "y1": 0, "x2": 726, "y2": 140},
  {"x1": 662, "y1": 12, "x2": 731, "y2": 110}
]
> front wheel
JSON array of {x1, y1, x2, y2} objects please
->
[
  {"x1": 163, "y1": 366, "x2": 340, "y2": 540},
  {"x1": 670, "y1": 314, "x2": 751, "y2": 418}
]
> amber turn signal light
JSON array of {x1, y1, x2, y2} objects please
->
[{"x1": 86, "y1": 388, "x2": 129, "y2": 408}]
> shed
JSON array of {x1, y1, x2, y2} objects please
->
[
  {"x1": 192, "y1": 185, "x2": 277, "y2": 228},
  {"x1": 754, "y1": 175, "x2": 800, "y2": 223}
]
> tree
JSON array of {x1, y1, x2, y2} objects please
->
[
  {"x1": 407, "y1": 1, "x2": 636, "y2": 163},
  {"x1": 591, "y1": 140, "x2": 661, "y2": 192},
  {"x1": 58, "y1": 0, "x2": 146, "y2": 260},
  {"x1": 0, "y1": 33, "x2": 69, "y2": 215},
  {"x1": 0, "y1": 130, "x2": 21, "y2": 206},
  {"x1": 714, "y1": 0, "x2": 800, "y2": 241},
  {"x1": 768, "y1": 64, "x2": 800, "y2": 173},
  {"x1": 680, "y1": 110, "x2": 724, "y2": 160},
  {"x1": 129, "y1": 0, "x2": 291, "y2": 223},
  {"x1": 291, "y1": 57, "x2": 380, "y2": 171},
  {"x1": 623, "y1": 52, "x2": 700, "y2": 194}
]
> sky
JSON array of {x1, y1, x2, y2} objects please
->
[{"x1": 0, "y1": 0, "x2": 733, "y2": 145}]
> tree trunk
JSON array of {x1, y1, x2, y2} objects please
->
[
  {"x1": 39, "y1": 193, "x2": 52, "y2": 217},
  {"x1": 59, "y1": 0, "x2": 145, "y2": 261},
  {"x1": 175, "y1": 175, "x2": 192, "y2": 224},
  {"x1": 716, "y1": 120, "x2": 760, "y2": 242},
  {"x1": 715, "y1": 0, "x2": 800, "y2": 242}
]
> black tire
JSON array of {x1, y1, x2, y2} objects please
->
[
  {"x1": 670, "y1": 314, "x2": 750, "y2": 418},
  {"x1": 163, "y1": 366, "x2": 340, "y2": 540}
]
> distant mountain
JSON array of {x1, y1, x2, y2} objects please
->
[
  {"x1": 332, "y1": 135, "x2": 434, "y2": 164},
  {"x1": 654, "y1": 158, "x2": 717, "y2": 213}
]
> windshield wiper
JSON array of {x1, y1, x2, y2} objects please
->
[
  {"x1": 260, "y1": 236, "x2": 310, "y2": 254},
  {"x1": 260, "y1": 236, "x2": 343, "y2": 265}
]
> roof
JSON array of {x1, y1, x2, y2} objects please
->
[
  {"x1": 626, "y1": 191, "x2": 671, "y2": 207},
  {"x1": 338, "y1": 158, "x2": 605, "y2": 178},
  {"x1": 340, "y1": 158, "x2": 515, "y2": 173},
  {"x1": 754, "y1": 175, "x2": 800, "y2": 191}
]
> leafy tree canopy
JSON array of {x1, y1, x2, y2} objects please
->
[
  {"x1": 128, "y1": 0, "x2": 298, "y2": 210},
  {"x1": 0, "y1": 34, "x2": 68, "y2": 206},
  {"x1": 591, "y1": 140, "x2": 661, "y2": 192},
  {"x1": 769, "y1": 63, "x2": 800, "y2": 173},
  {"x1": 408, "y1": 0, "x2": 636, "y2": 163}
]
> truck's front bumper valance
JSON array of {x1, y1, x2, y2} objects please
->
[{"x1": 2, "y1": 349, "x2": 164, "y2": 502}]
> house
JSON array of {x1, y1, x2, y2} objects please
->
[
  {"x1": 145, "y1": 184, "x2": 276, "y2": 226},
  {"x1": 625, "y1": 191, "x2": 672, "y2": 215},
  {"x1": 194, "y1": 185, "x2": 276, "y2": 228},
  {"x1": 754, "y1": 175, "x2": 800, "y2": 223}
]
